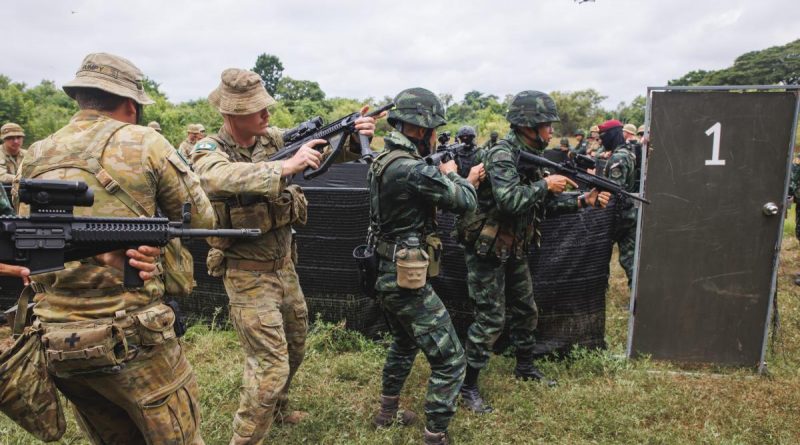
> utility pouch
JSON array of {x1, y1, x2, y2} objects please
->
[
  {"x1": 42, "y1": 322, "x2": 128, "y2": 376},
  {"x1": 134, "y1": 304, "x2": 177, "y2": 345},
  {"x1": 206, "y1": 248, "x2": 227, "y2": 277},
  {"x1": 425, "y1": 234, "x2": 443, "y2": 278},
  {"x1": 162, "y1": 239, "x2": 195, "y2": 297},
  {"x1": 353, "y1": 244, "x2": 379, "y2": 298},
  {"x1": 395, "y1": 239, "x2": 429, "y2": 290},
  {"x1": 287, "y1": 185, "x2": 308, "y2": 227},
  {"x1": 475, "y1": 221, "x2": 499, "y2": 258},
  {"x1": 494, "y1": 227, "x2": 515, "y2": 263},
  {"x1": 209, "y1": 200, "x2": 235, "y2": 250},
  {"x1": 269, "y1": 193, "x2": 293, "y2": 229}
]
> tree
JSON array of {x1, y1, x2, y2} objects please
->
[
  {"x1": 668, "y1": 69, "x2": 712, "y2": 86},
  {"x1": 615, "y1": 95, "x2": 646, "y2": 126},
  {"x1": 275, "y1": 76, "x2": 325, "y2": 102},
  {"x1": 549, "y1": 89, "x2": 607, "y2": 136},
  {"x1": 253, "y1": 53, "x2": 284, "y2": 95}
]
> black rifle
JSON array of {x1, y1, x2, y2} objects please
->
[
  {"x1": 282, "y1": 116, "x2": 324, "y2": 145},
  {"x1": 517, "y1": 151, "x2": 650, "y2": 204},
  {"x1": 425, "y1": 142, "x2": 465, "y2": 166},
  {"x1": 0, "y1": 179, "x2": 261, "y2": 288},
  {"x1": 269, "y1": 102, "x2": 395, "y2": 179}
]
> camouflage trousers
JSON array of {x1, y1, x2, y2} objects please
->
[
  {"x1": 376, "y1": 259, "x2": 466, "y2": 433},
  {"x1": 614, "y1": 214, "x2": 638, "y2": 287},
  {"x1": 795, "y1": 206, "x2": 800, "y2": 241},
  {"x1": 224, "y1": 261, "x2": 308, "y2": 445},
  {"x1": 53, "y1": 338, "x2": 204, "y2": 445},
  {"x1": 463, "y1": 249, "x2": 537, "y2": 369}
]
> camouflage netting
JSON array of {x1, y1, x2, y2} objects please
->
[{"x1": 0, "y1": 163, "x2": 616, "y2": 356}]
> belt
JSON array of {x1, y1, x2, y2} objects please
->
[
  {"x1": 375, "y1": 239, "x2": 428, "y2": 260},
  {"x1": 209, "y1": 194, "x2": 265, "y2": 207},
  {"x1": 227, "y1": 255, "x2": 291, "y2": 273},
  {"x1": 31, "y1": 281, "x2": 127, "y2": 297}
]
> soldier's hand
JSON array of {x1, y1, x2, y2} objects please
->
[
  {"x1": 95, "y1": 245, "x2": 161, "y2": 281},
  {"x1": 282, "y1": 140, "x2": 325, "y2": 177},
  {"x1": 439, "y1": 159, "x2": 458, "y2": 175},
  {"x1": 585, "y1": 189, "x2": 611, "y2": 208},
  {"x1": 0, "y1": 263, "x2": 30, "y2": 286},
  {"x1": 354, "y1": 105, "x2": 383, "y2": 137},
  {"x1": 544, "y1": 175, "x2": 578, "y2": 193},
  {"x1": 467, "y1": 163, "x2": 485, "y2": 188}
]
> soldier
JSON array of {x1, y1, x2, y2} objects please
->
[
  {"x1": 453, "y1": 125, "x2": 482, "y2": 178},
  {"x1": 790, "y1": 152, "x2": 800, "y2": 284},
  {"x1": 197, "y1": 123, "x2": 206, "y2": 137},
  {"x1": 16, "y1": 52, "x2": 213, "y2": 444},
  {"x1": 481, "y1": 130, "x2": 499, "y2": 150},
  {"x1": 456, "y1": 91, "x2": 610, "y2": 414},
  {"x1": 368, "y1": 87, "x2": 481, "y2": 445},
  {"x1": 178, "y1": 124, "x2": 203, "y2": 164},
  {"x1": 147, "y1": 121, "x2": 162, "y2": 133},
  {"x1": 623, "y1": 123, "x2": 638, "y2": 142},
  {"x1": 191, "y1": 68, "x2": 379, "y2": 445},
  {"x1": 598, "y1": 119, "x2": 638, "y2": 286},
  {"x1": 586, "y1": 124, "x2": 602, "y2": 157},
  {"x1": 573, "y1": 129, "x2": 588, "y2": 155},
  {"x1": 637, "y1": 124, "x2": 645, "y2": 140},
  {"x1": 0, "y1": 123, "x2": 27, "y2": 183}
]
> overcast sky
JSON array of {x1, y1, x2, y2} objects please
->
[{"x1": 4, "y1": 0, "x2": 798, "y2": 109}]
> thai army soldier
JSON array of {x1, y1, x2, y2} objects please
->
[
  {"x1": 16, "y1": 53, "x2": 214, "y2": 444},
  {"x1": 453, "y1": 125, "x2": 482, "y2": 178},
  {"x1": 191, "y1": 68, "x2": 379, "y2": 445},
  {"x1": 481, "y1": 130, "x2": 499, "y2": 150},
  {"x1": 0, "y1": 123, "x2": 27, "y2": 183},
  {"x1": 572, "y1": 129, "x2": 588, "y2": 155},
  {"x1": 368, "y1": 87, "x2": 482, "y2": 445},
  {"x1": 147, "y1": 121, "x2": 162, "y2": 133},
  {"x1": 456, "y1": 91, "x2": 610, "y2": 413},
  {"x1": 178, "y1": 123, "x2": 203, "y2": 163},
  {"x1": 543, "y1": 136, "x2": 571, "y2": 164},
  {"x1": 599, "y1": 119, "x2": 638, "y2": 286}
]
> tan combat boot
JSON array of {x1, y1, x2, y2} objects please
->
[
  {"x1": 372, "y1": 395, "x2": 417, "y2": 428},
  {"x1": 423, "y1": 428, "x2": 449, "y2": 445}
]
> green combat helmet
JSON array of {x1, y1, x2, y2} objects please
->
[
  {"x1": 506, "y1": 90, "x2": 560, "y2": 127},
  {"x1": 387, "y1": 87, "x2": 447, "y2": 129}
]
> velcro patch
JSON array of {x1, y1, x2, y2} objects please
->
[{"x1": 194, "y1": 141, "x2": 216, "y2": 151}]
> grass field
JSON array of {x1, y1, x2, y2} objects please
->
[{"x1": 3, "y1": 216, "x2": 800, "y2": 444}]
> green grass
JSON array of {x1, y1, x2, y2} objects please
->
[{"x1": 4, "y1": 226, "x2": 800, "y2": 444}]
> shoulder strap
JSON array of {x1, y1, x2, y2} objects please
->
[{"x1": 370, "y1": 149, "x2": 416, "y2": 236}]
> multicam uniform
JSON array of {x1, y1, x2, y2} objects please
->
[
  {"x1": 369, "y1": 130, "x2": 475, "y2": 435},
  {"x1": 0, "y1": 147, "x2": 27, "y2": 183},
  {"x1": 18, "y1": 106, "x2": 214, "y2": 444},
  {"x1": 179, "y1": 139, "x2": 195, "y2": 165}
]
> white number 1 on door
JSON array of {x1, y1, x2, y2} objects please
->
[{"x1": 705, "y1": 122, "x2": 725, "y2": 166}]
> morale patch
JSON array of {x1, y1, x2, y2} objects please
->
[
  {"x1": 610, "y1": 168, "x2": 623, "y2": 179},
  {"x1": 194, "y1": 141, "x2": 216, "y2": 151}
]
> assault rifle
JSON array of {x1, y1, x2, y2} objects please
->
[
  {"x1": 282, "y1": 116, "x2": 324, "y2": 145},
  {"x1": 518, "y1": 151, "x2": 650, "y2": 204},
  {"x1": 269, "y1": 102, "x2": 395, "y2": 179},
  {"x1": 425, "y1": 142, "x2": 466, "y2": 166},
  {"x1": 0, "y1": 179, "x2": 261, "y2": 288}
]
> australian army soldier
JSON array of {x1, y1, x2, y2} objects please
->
[
  {"x1": 599, "y1": 119, "x2": 638, "y2": 286},
  {"x1": 179, "y1": 123, "x2": 203, "y2": 164},
  {"x1": 368, "y1": 88, "x2": 482, "y2": 445},
  {"x1": 16, "y1": 52, "x2": 214, "y2": 444},
  {"x1": 191, "y1": 68, "x2": 379, "y2": 445},
  {"x1": 1, "y1": 122, "x2": 27, "y2": 183},
  {"x1": 456, "y1": 91, "x2": 610, "y2": 413}
]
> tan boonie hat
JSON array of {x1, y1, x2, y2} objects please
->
[
  {"x1": 637, "y1": 125, "x2": 645, "y2": 135},
  {"x1": 196, "y1": 124, "x2": 206, "y2": 132},
  {"x1": 1, "y1": 123, "x2": 24, "y2": 139},
  {"x1": 187, "y1": 124, "x2": 202, "y2": 134},
  {"x1": 63, "y1": 52, "x2": 154, "y2": 105},
  {"x1": 208, "y1": 68, "x2": 276, "y2": 115},
  {"x1": 623, "y1": 123, "x2": 637, "y2": 135},
  {"x1": 147, "y1": 121, "x2": 162, "y2": 132}
]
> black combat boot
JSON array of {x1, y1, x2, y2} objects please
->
[
  {"x1": 424, "y1": 428, "x2": 449, "y2": 445},
  {"x1": 372, "y1": 395, "x2": 417, "y2": 428},
  {"x1": 459, "y1": 365, "x2": 493, "y2": 414},
  {"x1": 514, "y1": 354, "x2": 557, "y2": 387}
]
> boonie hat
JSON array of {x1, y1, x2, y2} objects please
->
[
  {"x1": 208, "y1": 68, "x2": 276, "y2": 115},
  {"x1": 63, "y1": 52, "x2": 154, "y2": 105}
]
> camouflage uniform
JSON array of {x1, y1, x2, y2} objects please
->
[
  {"x1": 191, "y1": 69, "x2": 308, "y2": 445},
  {"x1": 0, "y1": 183, "x2": 12, "y2": 215},
  {"x1": 790, "y1": 154, "x2": 800, "y2": 241},
  {"x1": 369, "y1": 88, "x2": 475, "y2": 444},
  {"x1": 0, "y1": 123, "x2": 27, "y2": 183},
  {"x1": 16, "y1": 53, "x2": 213, "y2": 445},
  {"x1": 599, "y1": 121, "x2": 638, "y2": 287}
]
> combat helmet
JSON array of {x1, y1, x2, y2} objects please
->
[
  {"x1": 456, "y1": 125, "x2": 477, "y2": 139},
  {"x1": 387, "y1": 88, "x2": 447, "y2": 129},
  {"x1": 506, "y1": 91, "x2": 559, "y2": 127}
]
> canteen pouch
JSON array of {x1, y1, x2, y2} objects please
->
[
  {"x1": 425, "y1": 234, "x2": 443, "y2": 278},
  {"x1": 42, "y1": 322, "x2": 128, "y2": 376},
  {"x1": 0, "y1": 325, "x2": 66, "y2": 442},
  {"x1": 395, "y1": 247, "x2": 429, "y2": 290}
]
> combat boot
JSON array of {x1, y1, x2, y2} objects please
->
[
  {"x1": 459, "y1": 365, "x2": 493, "y2": 413},
  {"x1": 423, "y1": 428, "x2": 449, "y2": 445},
  {"x1": 372, "y1": 395, "x2": 417, "y2": 428},
  {"x1": 274, "y1": 409, "x2": 309, "y2": 426},
  {"x1": 514, "y1": 355, "x2": 557, "y2": 387}
]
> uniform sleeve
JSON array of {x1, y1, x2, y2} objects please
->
[
  {"x1": 404, "y1": 160, "x2": 476, "y2": 215},
  {"x1": 486, "y1": 146, "x2": 548, "y2": 216},
  {"x1": 191, "y1": 138, "x2": 284, "y2": 199},
  {"x1": 146, "y1": 135, "x2": 215, "y2": 229},
  {"x1": 606, "y1": 152, "x2": 632, "y2": 188},
  {"x1": 0, "y1": 156, "x2": 14, "y2": 183}
]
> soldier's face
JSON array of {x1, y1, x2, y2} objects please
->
[
  {"x1": 232, "y1": 108, "x2": 271, "y2": 138},
  {"x1": 3, "y1": 136, "x2": 23, "y2": 155},
  {"x1": 536, "y1": 123, "x2": 554, "y2": 144},
  {"x1": 576, "y1": 135, "x2": 584, "y2": 142},
  {"x1": 188, "y1": 132, "x2": 199, "y2": 143}
]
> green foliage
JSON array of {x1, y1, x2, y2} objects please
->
[
  {"x1": 550, "y1": 89, "x2": 607, "y2": 136},
  {"x1": 253, "y1": 53, "x2": 284, "y2": 95},
  {"x1": 615, "y1": 95, "x2": 646, "y2": 127}
]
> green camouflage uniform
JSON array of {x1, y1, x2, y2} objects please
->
[
  {"x1": 790, "y1": 154, "x2": 800, "y2": 242},
  {"x1": 604, "y1": 141, "x2": 638, "y2": 286},
  {"x1": 458, "y1": 130, "x2": 579, "y2": 370},
  {"x1": 573, "y1": 138, "x2": 589, "y2": 156},
  {"x1": 369, "y1": 130, "x2": 476, "y2": 434},
  {"x1": 0, "y1": 184, "x2": 12, "y2": 215},
  {"x1": 192, "y1": 124, "x2": 309, "y2": 445},
  {"x1": 18, "y1": 108, "x2": 214, "y2": 445}
]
